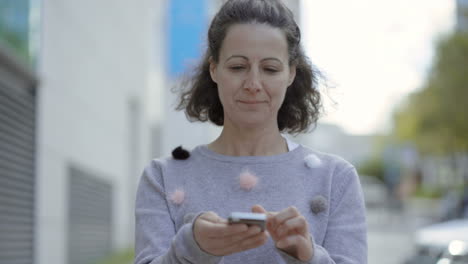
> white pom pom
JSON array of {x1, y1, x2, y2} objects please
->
[{"x1": 304, "y1": 154, "x2": 322, "y2": 168}]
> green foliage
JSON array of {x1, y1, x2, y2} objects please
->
[
  {"x1": 393, "y1": 30, "x2": 468, "y2": 154},
  {"x1": 0, "y1": 28, "x2": 29, "y2": 62},
  {"x1": 357, "y1": 156, "x2": 385, "y2": 182},
  {"x1": 413, "y1": 186, "x2": 443, "y2": 199},
  {"x1": 94, "y1": 248, "x2": 134, "y2": 264},
  {"x1": 0, "y1": 0, "x2": 31, "y2": 63}
]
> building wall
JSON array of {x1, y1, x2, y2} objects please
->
[
  {"x1": 283, "y1": 0, "x2": 300, "y2": 22},
  {"x1": 158, "y1": 0, "x2": 221, "y2": 156},
  {"x1": 0, "y1": 44, "x2": 38, "y2": 264},
  {"x1": 36, "y1": 0, "x2": 156, "y2": 263},
  {"x1": 293, "y1": 122, "x2": 374, "y2": 166},
  {"x1": 457, "y1": 0, "x2": 468, "y2": 31}
]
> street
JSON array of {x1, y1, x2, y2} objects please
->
[{"x1": 367, "y1": 205, "x2": 436, "y2": 264}]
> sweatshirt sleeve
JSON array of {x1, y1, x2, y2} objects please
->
[
  {"x1": 275, "y1": 165, "x2": 368, "y2": 264},
  {"x1": 134, "y1": 160, "x2": 224, "y2": 264}
]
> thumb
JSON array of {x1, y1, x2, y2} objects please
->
[
  {"x1": 252, "y1": 205, "x2": 278, "y2": 218},
  {"x1": 252, "y1": 205, "x2": 278, "y2": 239},
  {"x1": 252, "y1": 204, "x2": 267, "y2": 214},
  {"x1": 200, "y1": 211, "x2": 226, "y2": 224}
]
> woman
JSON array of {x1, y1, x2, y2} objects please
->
[{"x1": 134, "y1": 0, "x2": 367, "y2": 263}]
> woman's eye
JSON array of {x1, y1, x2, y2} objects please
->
[
  {"x1": 264, "y1": 68, "x2": 278, "y2": 73},
  {"x1": 229, "y1": 66, "x2": 245, "y2": 71}
]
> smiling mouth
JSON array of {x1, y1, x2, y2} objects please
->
[{"x1": 238, "y1": 100, "x2": 265, "y2": 104}]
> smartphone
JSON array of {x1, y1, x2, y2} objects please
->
[{"x1": 228, "y1": 212, "x2": 266, "y2": 231}]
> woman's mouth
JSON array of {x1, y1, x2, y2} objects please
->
[{"x1": 238, "y1": 100, "x2": 265, "y2": 104}]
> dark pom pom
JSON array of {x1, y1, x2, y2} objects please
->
[
  {"x1": 310, "y1": 195, "x2": 328, "y2": 214},
  {"x1": 172, "y1": 146, "x2": 190, "y2": 160}
]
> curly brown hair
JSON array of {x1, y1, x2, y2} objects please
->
[{"x1": 176, "y1": 0, "x2": 323, "y2": 133}]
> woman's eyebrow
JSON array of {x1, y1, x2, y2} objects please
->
[
  {"x1": 261, "y1": 57, "x2": 283, "y2": 64},
  {"x1": 225, "y1": 55, "x2": 283, "y2": 64},
  {"x1": 225, "y1": 55, "x2": 248, "y2": 62}
]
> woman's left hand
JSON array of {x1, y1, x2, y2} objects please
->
[{"x1": 252, "y1": 204, "x2": 313, "y2": 261}]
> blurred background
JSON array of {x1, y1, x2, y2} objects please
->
[{"x1": 0, "y1": 0, "x2": 467, "y2": 264}]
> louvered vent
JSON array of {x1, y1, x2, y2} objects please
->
[
  {"x1": 0, "y1": 50, "x2": 37, "y2": 264},
  {"x1": 68, "y1": 166, "x2": 112, "y2": 264}
]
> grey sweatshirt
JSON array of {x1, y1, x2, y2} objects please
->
[{"x1": 134, "y1": 144, "x2": 367, "y2": 264}]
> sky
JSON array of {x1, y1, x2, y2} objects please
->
[{"x1": 301, "y1": 0, "x2": 456, "y2": 135}]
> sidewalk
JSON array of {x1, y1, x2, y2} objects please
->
[{"x1": 366, "y1": 198, "x2": 440, "y2": 264}]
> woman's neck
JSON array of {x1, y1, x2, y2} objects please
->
[{"x1": 208, "y1": 123, "x2": 288, "y2": 156}]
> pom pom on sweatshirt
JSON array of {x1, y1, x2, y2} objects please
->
[
  {"x1": 172, "y1": 146, "x2": 190, "y2": 160},
  {"x1": 239, "y1": 170, "x2": 259, "y2": 190},
  {"x1": 169, "y1": 188, "x2": 185, "y2": 205},
  {"x1": 304, "y1": 154, "x2": 322, "y2": 168}
]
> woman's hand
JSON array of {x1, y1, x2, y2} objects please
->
[
  {"x1": 193, "y1": 211, "x2": 269, "y2": 256},
  {"x1": 252, "y1": 205, "x2": 314, "y2": 261}
]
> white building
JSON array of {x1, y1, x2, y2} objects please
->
[
  {"x1": 293, "y1": 122, "x2": 374, "y2": 166},
  {"x1": 35, "y1": 0, "x2": 157, "y2": 264}
]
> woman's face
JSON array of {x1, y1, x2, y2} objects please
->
[{"x1": 210, "y1": 23, "x2": 296, "y2": 130}]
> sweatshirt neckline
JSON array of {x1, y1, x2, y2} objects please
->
[{"x1": 194, "y1": 144, "x2": 304, "y2": 164}]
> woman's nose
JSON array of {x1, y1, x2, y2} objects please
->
[{"x1": 243, "y1": 70, "x2": 261, "y2": 93}]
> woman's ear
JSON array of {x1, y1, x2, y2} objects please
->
[
  {"x1": 209, "y1": 57, "x2": 218, "y2": 83},
  {"x1": 288, "y1": 65, "x2": 296, "y2": 86}
]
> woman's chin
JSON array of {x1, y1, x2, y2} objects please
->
[{"x1": 232, "y1": 115, "x2": 274, "y2": 129}]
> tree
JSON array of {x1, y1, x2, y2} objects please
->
[
  {"x1": 393, "y1": 30, "x2": 468, "y2": 155},
  {"x1": 0, "y1": 0, "x2": 30, "y2": 62}
]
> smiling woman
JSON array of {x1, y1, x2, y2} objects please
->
[
  {"x1": 134, "y1": 0, "x2": 367, "y2": 263},
  {"x1": 176, "y1": 3, "x2": 322, "y2": 136},
  {"x1": 209, "y1": 23, "x2": 296, "y2": 133}
]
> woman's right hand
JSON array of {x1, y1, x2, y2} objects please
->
[{"x1": 193, "y1": 211, "x2": 269, "y2": 256}]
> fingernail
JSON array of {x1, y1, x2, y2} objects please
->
[
  {"x1": 276, "y1": 240, "x2": 286, "y2": 248},
  {"x1": 252, "y1": 226, "x2": 260, "y2": 234}
]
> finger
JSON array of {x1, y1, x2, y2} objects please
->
[
  {"x1": 277, "y1": 235, "x2": 312, "y2": 261},
  {"x1": 271, "y1": 206, "x2": 300, "y2": 229},
  {"x1": 277, "y1": 216, "x2": 309, "y2": 238},
  {"x1": 220, "y1": 231, "x2": 269, "y2": 255},
  {"x1": 276, "y1": 235, "x2": 307, "y2": 253},
  {"x1": 205, "y1": 222, "x2": 249, "y2": 238},
  {"x1": 238, "y1": 231, "x2": 269, "y2": 251},
  {"x1": 251, "y1": 204, "x2": 267, "y2": 214},
  {"x1": 252, "y1": 204, "x2": 279, "y2": 234},
  {"x1": 198, "y1": 211, "x2": 227, "y2": 225},
  {"x1": 198, "y1": 213, "x2": 248, "y2": 238},
  {"x1": 252, "y1": 204, "x2": 277, "y2": 217},
  {"x1": 196, "y1": 226, "x2": 258, "y2": 256},
  {"x1": 210, "y1": 225, "x2": 263, "y2": 251}
]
